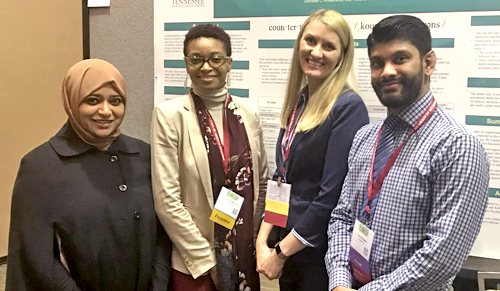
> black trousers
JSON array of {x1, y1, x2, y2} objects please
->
[{"x1": 279, "y1": 260, "x2": 329, "y2": 291}]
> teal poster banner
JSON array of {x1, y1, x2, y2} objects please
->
[{"x1": 214, "y1": 0, "x2": 500, "y2": 18}]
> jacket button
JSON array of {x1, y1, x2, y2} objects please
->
[
  {"x1": 119, "y1": 184, "x2": 127, "y2": 192},
  {"x1": 133, "y1": 211, "x2": 140, "y2": 220},
  {"x1": 186, "y1": 261, "x2": 192, "y2": 267},
  {"x1": 110, "y1": 155, "x2": 118, "y2": 162}
]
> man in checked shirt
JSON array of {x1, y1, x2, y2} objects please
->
[{"x1": 325, "y1": 15, "x2": 489, "y2": 291}]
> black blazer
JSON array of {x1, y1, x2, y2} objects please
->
[
  {"x1": 6, "y1": 123, "x2": 171, "y2": 291},
  {"x1": 274, "y1": 91, "x2": 369, "y2": 263}
]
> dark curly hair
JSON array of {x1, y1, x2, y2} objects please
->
[{"x1": 183, "y1": 24, "x2": 232, "y2": 56}]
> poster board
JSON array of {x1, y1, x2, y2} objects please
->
[{"x1": 153, "y1": 0, "x2": 500, "y2": 260}]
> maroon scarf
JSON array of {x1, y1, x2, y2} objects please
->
[{"x1": 192, "y1": 92, "x2": 259, "y2": 291}]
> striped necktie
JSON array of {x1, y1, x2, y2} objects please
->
[
  {"x1": 359, "y1": 115, "x2": 398, "y2": 225},
  {"x1": 373, "y1": 115, "x2": 397, "y2": 182}
]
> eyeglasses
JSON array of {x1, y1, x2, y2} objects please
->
[{"x1": 184, "y1": 55, "x2": 230, "y2": 68}]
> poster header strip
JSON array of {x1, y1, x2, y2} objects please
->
[
  {"x1": 214, "y1": 0, "x2": 500, "y2": 18},
  {"x1": 488, "y1": 188, "x2": 500, "y2": 198},
  {"x1": 338, "y1": 38, "x2": 452, "y2": 49},
  {"x1": 432, "y1": 38, "x2": 455, "y2": 48},
  {"x1": 164, "y1": 86, "x2": 189, "y2": 95},
  {"x1": 355, "y1": 39, "x2": 368, "y2": 48},
  {"x1": 468, "y1": 78, "x2": 500, "y2": 88},
  {"x1": 165, "y1": 21, "x2": 250, "y2": 31},
  {"x1": 164, "y1": 60, "x2": 249, "y2": 69},
  {"x1": 471, "y1": 16, "x2": 500, "y2": 26},
  {"x1": 164, "y1": 60, "x2": 185, "y2": 68},
  {"x1": 164, "y1": 86, "x2": 249, "y2": 97},
  {"x1": 259, "y1": 38, "x2": 453, "y2": 49},
  {"x1": 259, "y1": 40, "x2": 295, "y2": 49},
  {"x1": 231, "y1": 61, "x2": 250, "y2": 70},
  {"x1": 228, "y1": 88, "x2": 249, "y2": 97},
  {"x1": 465, "y1": 115, "x2": 500, "y2": 126}
]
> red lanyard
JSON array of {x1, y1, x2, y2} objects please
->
[
  {"x1": 367, "y1": 98, "x2": 437, "y2": 202},
  {"x1": 205, "y1": 93, "x2": 231, "y2": 175},
  {"x1": 282, "y1": 96, "x2": 306, "y2": 163}
]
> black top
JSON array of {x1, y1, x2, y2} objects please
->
[
  {"x1": 274, "y1": 91, "x2": 369, "y2": 263},
  {"x1": 6, "y1": 122, "x2": 171, "y2": 291}
]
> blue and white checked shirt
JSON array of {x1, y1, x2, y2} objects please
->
[{"x1": 325, "y1": 92, "x2": 489, "y2": 291}]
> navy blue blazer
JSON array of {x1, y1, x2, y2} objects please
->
[{"x1": 274, "y1": 91, "x2": 369, "y2": 263}]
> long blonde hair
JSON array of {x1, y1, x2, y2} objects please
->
[{"x1": 280, "y1": 9, "x2": 359, "y2": 131}]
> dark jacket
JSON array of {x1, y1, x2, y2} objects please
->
[
  {"x1": 6, "y1": 122, "x2": 171, "y2": 291},
  {"x1": 274, "y1": 91, "x2": 369, "y2": 263}
]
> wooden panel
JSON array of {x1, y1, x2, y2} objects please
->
[{"x1": 0, "y1": 1, "x2": 83, "y2": 256}]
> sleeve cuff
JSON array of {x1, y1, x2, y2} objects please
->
[
  {"x1": 328, "y1": 267, "x2": 352, "y2": 291},
  {"x1": 291, "y1": 228, "x2": 314, "y2": 247}
]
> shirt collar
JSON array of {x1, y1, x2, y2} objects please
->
[
  {"x1": 300, "y1": 86, "x2": 309, "y2": 100},
  {"x1": 392, "y1": 91, "x2": 433, "y2": 128},
  {"x1": 50, "y1": 122, "x2": 140, "y2": 157},
  {"x1": 298, "y1": 86, "x2": 309, "y2": 108}
]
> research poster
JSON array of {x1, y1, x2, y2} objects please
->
[{"x1": 154, "y1": 0, "x2": 500, "y2": 259}]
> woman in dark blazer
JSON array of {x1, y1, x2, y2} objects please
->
[
  {"x1": 256, "y1": 9, "x2": 369, "y2": 291},
  {"x1": 6, "y1": 59, "x2": 171, "y2": 291}
]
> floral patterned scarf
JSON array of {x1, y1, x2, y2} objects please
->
[{"x1": 192, "y1": 92, "x2": 259, "y2": 291}]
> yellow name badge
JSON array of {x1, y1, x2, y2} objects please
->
[{"x1": 209, "y1": 187, "x2": 244, "y2": 229}]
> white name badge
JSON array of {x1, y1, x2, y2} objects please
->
[
  {"x1": 263, "y1": 180, "x2": 291, "y2": 228},
  {"x1": 266, "y1": 180, "x2": 291, "y2": 204},
  {"x1": 349, "y1": 219, "x2": 375, "y2": 284},
  {"x1": 209, "y1": 187, "x2": 244, "y2": 229}
]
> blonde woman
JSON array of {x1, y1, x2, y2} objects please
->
[{"x1": 256, "y1": 9, "x2": 369, "y2": 291}]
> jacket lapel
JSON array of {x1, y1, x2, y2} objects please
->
[
  {"x1": 286, "y1": 131, "x2": 305, "y2": 171},
  {"x1": 182, "y1": 93, "x2": 214, "y2": 208}
]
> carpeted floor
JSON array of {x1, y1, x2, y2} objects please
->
[
  {"x1": 260, "y1": 273, "x2": 280, "y2": 291},
  {"x1": 0, "y1": 264, "x2": 5, "y2": 291},
  {"x1": 0, "y1": 264, "x2": 277, "y2": 291}
]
